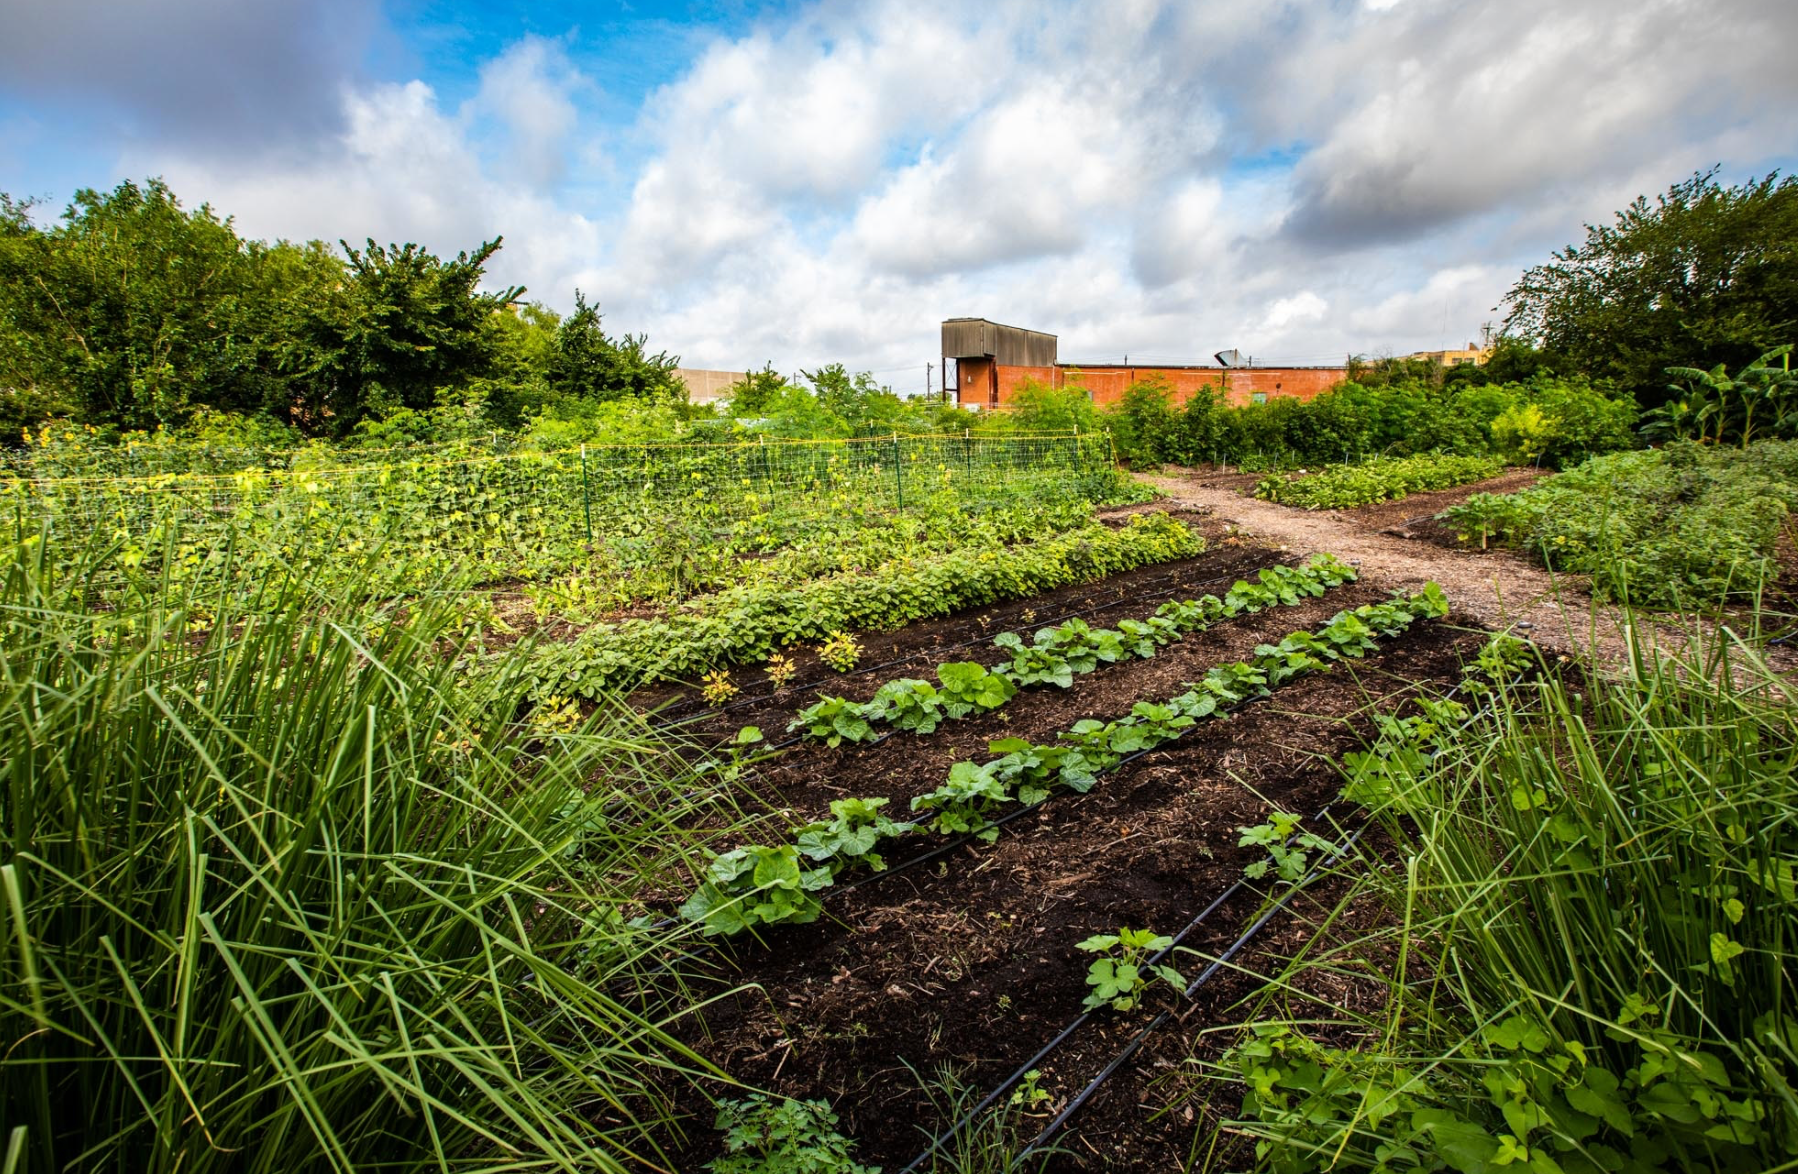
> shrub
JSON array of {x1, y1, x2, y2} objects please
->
[{"x1": 1442, "y1": 439, "x2": 1798, "y2": 606}]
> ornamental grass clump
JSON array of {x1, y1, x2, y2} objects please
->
[
  {"x1": 1216, "y1": 618, "x2": 1798, "y2": 1172},
  {"x1": 0, "y1": 521, "x2": 733, "y2": 1172}
]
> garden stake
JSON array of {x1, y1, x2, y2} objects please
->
[{"x1": 579, "y1": 444, "x2": 593, "y2": 543}]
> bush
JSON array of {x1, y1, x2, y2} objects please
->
[
  {"x1": 1441, "y1": 439, "x2": 1798, "y2": 606},
  {"x1": 1119, "y1": 375, "x2": 1637, "y2": 471},
  {"x1": 1255, "y1": 453, "x2": 1505, "y2": 510}
]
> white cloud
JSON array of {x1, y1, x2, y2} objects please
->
[
  {"x1": 135, "y1": 78, "x2": 605, "y2": 308},
  {"x1": 70, "y1": 0, "x2": 1798, "y2": 376},
  {"x1": 471, "y1": 36, "x2": 586, "y2": 187}
]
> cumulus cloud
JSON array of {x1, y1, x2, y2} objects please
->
[
  {"x1": 472, "y1": 37, "x2": 587, "y2": 187},
  {"x1": 15, "y1": 0, "x2": 1798, "y2": 374},
  {"x1": 1272, "y1": 0, "x2": 1798, "y2": 248},
  {"x1": 137, "y1": 78, "x2": 604, "y2": 306}
]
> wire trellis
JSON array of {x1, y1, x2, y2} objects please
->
[{"x1": 0, "y1": 431, "x2": 1117, "y2": 592}]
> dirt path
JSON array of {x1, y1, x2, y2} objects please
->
[{"x1": 1138, "y1": 469, "x2": 1650, "y2": 666}]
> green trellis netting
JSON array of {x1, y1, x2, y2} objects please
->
[{"x1": 0, "y1": 431, "x2": 1119, "y2": 591}]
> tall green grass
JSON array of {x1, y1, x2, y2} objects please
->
[
  {"x1": 0, "y1": 523, "x2": 740, "y2": 1171},
  {"x1": 1209, "y1": 622, "x2": 1798, "y2": 1171}
]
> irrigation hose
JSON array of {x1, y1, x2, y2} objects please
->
[
  {"x1": 897, "y1": 803, "x2": 1349, "y2": 1174},
  {"x1": 1016, "y1": 821, "x2": 1375, "y2": 1161},
  {"x1": 1000, "y1": 674, "x2": 1529, "y2": 1161}
]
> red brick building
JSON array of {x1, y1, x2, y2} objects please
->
[{"x1": 942, "y1": 318, "x2": 1347, "y2": 410}]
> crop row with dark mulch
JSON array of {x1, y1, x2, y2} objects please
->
[{"x1": 658, "y1": 611, "x2": 1487, "y2": 1171}]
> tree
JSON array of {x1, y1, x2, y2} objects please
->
[
  {"x1": 287, "y1": 237, "x2": 522, "y2": 435},
  {"x1": 545, "y1": 291, "x2": 682, "y2": 406},
  {"x1": 1503, "y1": 170, "x2": 1798, "y2": 408},
  {"x1": 0, "y1": 179, "x2": 302, "y2": 432}
]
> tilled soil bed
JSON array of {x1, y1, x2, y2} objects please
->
[
  {"x1": 637, "y1": 531, "x2": 1269, "y2": 737},
  {"x1": 651, "y1": 570, "x2": 1488, "y2": 1170}
]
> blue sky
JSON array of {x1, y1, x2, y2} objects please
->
[{"x1": 4, "y1": 0, "x2": 1796, "y2": 386}]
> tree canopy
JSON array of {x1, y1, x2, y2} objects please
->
[
  {"x1": 0, "y1": 178, "x2": 685, "y2": 440},
  {"x1": 1503, "y1": 170, "x2": 1798, "y2": 408}
]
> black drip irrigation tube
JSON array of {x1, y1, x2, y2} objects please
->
[
  {"x1": 896, "y1": 802, "x2": 1355, "y2": 1174},
  {"x1": 641, "y1": 563, "x2": 1259, "y2": 735},
  {"x1": 1014, "y1": 820, "x2": 1374, "y2": 1162},
  {"x1": 905, "y1": 675, "x2": 1512, "y2": 1167}
]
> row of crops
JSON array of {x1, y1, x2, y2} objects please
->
[{"x1": 0, "y1": 430, "x2": 1138, "y2": 608}]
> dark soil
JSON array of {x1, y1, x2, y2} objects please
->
[
  {"x1": 655, "y1": 596, "x2": 1489, "y2": 1171},
  {"x1": 726, "y1": 580, "x2": 1393, "y2": 823},
  {"x1": 633, "y1": 512, "x2": 1259, "y2": 730}
]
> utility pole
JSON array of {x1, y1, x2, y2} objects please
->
[{"x1": 926, "y1": 362, "x2": 933, "y2": 402}]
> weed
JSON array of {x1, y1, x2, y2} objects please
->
[{"x1": 709, "y1": 1095, "x2": 877, "y2": 1174}]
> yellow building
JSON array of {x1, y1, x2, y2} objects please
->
[{"x1": 1406, "y1": 344, "x2": 1490, "y2": 367}]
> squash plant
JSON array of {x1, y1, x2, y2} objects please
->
[
  {"x1": 1077, "y1": 927, "x2": 1184, "y2": 1012},
  {"x1": 679, "y1": 844, "x2": 833, "y2": 936},
  {"x1": 793, "y1": 797, "x2": 914, "y2": 874}
]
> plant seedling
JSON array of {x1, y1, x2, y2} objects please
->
[
  {"x1": 792, "y1": 796, "x2": 915, "y2": 874},
  {"x1": 702, "y1": 668, "x2": 738, "y2": 705},
  {"x1": 709, "y1": 1094, "x2": 876, "y2": 1174},
  {"x1": 818, "y1": 630, "x2": 861, "y2": 672},
  {"x1": 1238, "y1": 812, "x2": 1337, "y2": 882},
  {"x1": 1010, "y1": 1069, "x2": 1052, "y2": 1111},
  {"x1": 765, "y1": 652, "x2": 798, "y2": 688},
  {"x1": 1077, "y1": 927, "x2": 1184, "y2": 1011}
]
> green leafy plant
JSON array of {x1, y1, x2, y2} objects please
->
[
  {"x1": 863, "y1": 677, "x2": 946, "y2": 733},
  {"x1": 790, "y1": 695, "x2": 877, "y2": 746},
  {"x1": 1254, "y1": 453, "x2": 1504, "y2": 510},
  {"x1": 1076, "y1": 927, "x2": 1184, "y2": 1012},
  {"x1": 910, "y1": 761, "x2": 1014, "y2": 842},
  {"x1": 793, "y1": 797, "x2": 915, "y2": 874},
  {"x1": 1437, "y1": 440, "x2": 1798, "y2": 607},
  {"x1": 935, "y1": 661, "x2": 1018, "y2": 716},
  {"x1": 679, "y1": 844, "x2": 833, "y2": 936},
  {"x1": 1009, "y1": 1070, "x2": 1051, "y2": 1112},
  {"x1": 1237, "y1": 813, "x2": 1338, "y2": 882},
  {"x1": 709, "y1": 1095, "x2": 878, "y2": 1174}
]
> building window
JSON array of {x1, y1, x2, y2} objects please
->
[{"x1": 1250, "y1": 391, "x2": 1267, "y2": 405}]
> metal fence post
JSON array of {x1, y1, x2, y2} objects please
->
[
  {"x1": 892, "y1": 430, "x2": 904, "y2": 512},
  {"x1": 579, "y1": 444, "x2": 593, "y2": 543}
]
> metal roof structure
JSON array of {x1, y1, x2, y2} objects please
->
[{"x1": 940, "y1": 318, "x2": 1059, "y2": 368}]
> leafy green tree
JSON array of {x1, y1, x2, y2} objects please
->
[
  {"x1": 1103, "y1": 379, "x2": 1180, "y2": 466},
  {"x1": 546, "y1": 292, "x2": 682, "y2": 406},
  {"x1": 0, "y1": 179, "x2": 313, "y2": 432},
  {"x1": 288, "y1": 237, "x2": 521, "y2": 436},
  {"x1": 724, "y1": 364, "x2": 792, "y2": 418},
  {"x1": 1504, "y1": 170, "x2": 1798, "y2": 407}
]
